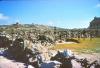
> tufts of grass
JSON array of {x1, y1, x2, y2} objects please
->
[{"x1": 52, "y1": 38, "x2": 100, "y2": 53}]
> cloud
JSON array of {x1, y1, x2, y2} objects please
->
[
  {"x1": 0, "y1": 13, "x2": 9, "y2": 20},
  {"x1": 96, "y1": 3, "x2": 100, "y2": 8}
]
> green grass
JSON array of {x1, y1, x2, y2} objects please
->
[{"x1": 52, "y1": 38, "x2": 100, "y2": 53}]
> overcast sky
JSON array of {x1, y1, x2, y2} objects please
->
[{"x1": 0, "y1": 0, "x2": 100, "y2": 28}]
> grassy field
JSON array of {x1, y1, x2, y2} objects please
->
[{"x1": 52, "y1": 38, "x2": 100, "y2": 53}]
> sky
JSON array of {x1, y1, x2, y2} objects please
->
[{"x1": 0, "y1": 0, "x2": 100, "y2": 29}]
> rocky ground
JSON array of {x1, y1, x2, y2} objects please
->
[
  {"x1": 0, "y1": 49, "x2": 100, "y2": 68},
  {"x1": 49, "y1": 49, "x2": 100, "y2": 68},
  {"x1": 73, "y1": 53, "x2": 100, "y2": 68}
]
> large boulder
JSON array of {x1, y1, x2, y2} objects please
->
[{"x1": 0, "y1": 36, "x2": 12, "y2": 48}]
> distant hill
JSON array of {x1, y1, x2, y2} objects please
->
[{"x1": 0, "y1": 23, "x2": 66, "y2": 32}]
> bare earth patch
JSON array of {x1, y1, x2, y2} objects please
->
[{"x1": 0, "y1": 56, "x2": 26, "y2": 68}]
